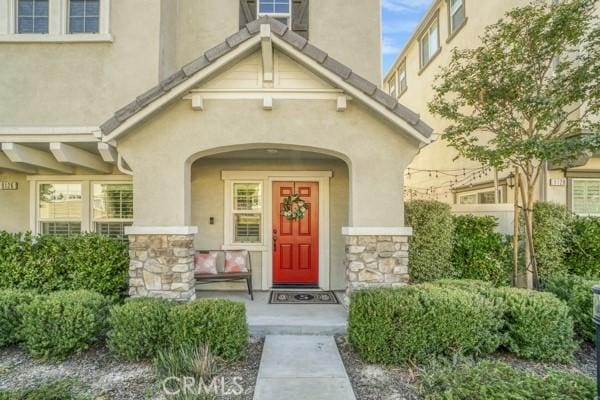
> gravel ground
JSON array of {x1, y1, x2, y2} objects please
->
[
  {"x1": 336, "y1": 336, "x2": 596, "y2": 400},
  {"x1": 0, "y1": 337, "x2": 264, "y2": 400}
]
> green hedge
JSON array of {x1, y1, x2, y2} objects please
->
[
  {"x1": 545, "y1": 274, "x2": 598, "y2": 342},
  {"x1": 419, "y1": 360, "x2": 595, "y2": 400},
  {"x1": 348, "y1": 285, "x2": 504, "y2": 364},
  {"x1": 107, "y1": 298, "x2": 174, "y2": 361},
  {"x1": 566, "y1": 216, "x2": 600, "y2": 278},
  {"x1": 452, "y1": 215, "x2": 510, "y2": 286},
  {"x1": 0, "y1": 289, "x2": 35, "y2": 347},
  {"x1": 19, "y1": 290, "x2": 109, "y2": 359},
  {"x1": 169, "y1": 299, "x2": 248, "y2": 361},
  {"x1": 493, "y1": 287, "x2": 576, "y2": 362},
  {"x1": 0, "y1": 231, "x2": 128, "y2": 298},
  {"x1": 532, "y1": 202, "x2": 572, "y2": 279},
  {"x1": 405, "y1": 200, "x2": 455, "y2": 282}
]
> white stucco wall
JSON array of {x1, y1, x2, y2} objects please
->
[
  {"x1": 0, "y1": 171, "x2": 29, "y2": 232},
  {"x1": 117, "y1": 98, "x2": 419, "y2": 230}
]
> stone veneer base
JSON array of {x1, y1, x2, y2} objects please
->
[
  {"x1": 344, "y1": 235, "x2": 410, "y2": 303},
  {"x1": 128, "y1": 234, "x2": 196, "y2": 301}
]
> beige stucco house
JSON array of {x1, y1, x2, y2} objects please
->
[
  {"x1": 0, "y1": 0, "x2": 433, "y2": 300},
  {"x1": 383, "y1": 0, "x2": 600, "y2": 233}
]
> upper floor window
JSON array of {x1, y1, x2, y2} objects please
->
[
  {"x1": 449, "y1": 0, "x2": 466, "y2": 36},
  {"x1": 398, "y1": 62, "x2": 407, "y2": 95},
  {"x1": 388, "y1": 71, "x2": 397, "y2": 98},
  {"x1": 17, "y1": 0, "x2": 49, "y2": 34},
  {"x1": 258, "y1": 0, "x2": 291, "y2": 26},
  {"x1": 69, "y1": 0, "x2": 100, "y2": 34},
  {"x1": 420, "y1": 16, "x2": 439, "y2": 70},
  {"x1": 572, "y1": 179, "x2": 600, "y2": 215}
]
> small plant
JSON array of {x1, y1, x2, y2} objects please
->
[
  {"x1": 0, "y1": 289, "x2": 36, "y2": 347},
  {"x1": 348, "y1": 285, "x2": 504, "y2": 365},
  {"x1": 452, "y1": 215, "x2": 510, "y2": 285},
  {"x1": 0, "y1": 379, "x2": 87, "y2": 400},
  {"x1": 494, "y1": 287, "x2": 576, "y2": 363},
  {"x1": 107, "y1": 297, "x2": 174, "y2": 361},
  {"x1": 19, "y1": 290, "x2": 109, "y2": 359},
  {"x1": 169, "y1": 299, "x2": 248, "y2": 361},
  {"x1": 154, "y1": 343, "x2": 220, "y2": 400},
  {"x1": 405, "y1": 200, "x2": 456, "y2": 282},
  {"x1": 419, "y1": 359, "x2": 595, "y2": 400}
]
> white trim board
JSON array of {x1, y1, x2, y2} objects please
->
[
  {"x1": 125, "y1": 226, "x2": 199, "y2": 235},
  {"x1": 221, "y1": 170, "x2": 331, "y2": 290},
  {"x1": 342, "y1": 227, "x2": 413, "y2": 236}
]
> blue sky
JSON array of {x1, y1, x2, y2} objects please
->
[{"x1": 381, "y1": 0, "x2": 431, "y2": 74}]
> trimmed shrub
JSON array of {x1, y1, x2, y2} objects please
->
[
  {"x1": 169, "y1": 299, "x2": 248, "y2": 361},
  {"x1": 545, "y1": 274, "x2": 598, "y2": 342},
  {"x1": 566, "y1": 216, "x2": 600, "y2": 278},
  {"x1": 0, "y1": 289, "x2": 35, "y2": 347},
  {"x1": 107, "y1": 298, "x2": 174, "y2": 361},
  {"x1": 348, "y1": 285, "x2": 504, "y2": 365},
  {"x1": 405, "y1": 200, "x2": 455, "y2": 282},
  {"x1": 0, "y1": 232, "x2": 128, "y2": 298},
  {"x1": 494, "y1": 287, "x2": 576, "y2": 362},
  {"x1": 452, "y1": 215, "x2": 510, "y2": 285},
  {"x1": 19, "y1": 290, "x2": 109, "y2": 359},
  {"x1": 532, "y1": 202, "x2": 571, "y2": 279},
  {"x1": 419, "y1": 359, "x2": 596, "y2": 400}
]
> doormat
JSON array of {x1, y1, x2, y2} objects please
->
[{"x1": 269, "y1": 290, "x2": 339, "y2": 304}]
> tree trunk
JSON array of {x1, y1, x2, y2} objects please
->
[
  {"x1": 519, "y1": 172, "x2": 540, "y2": 289},
  {"x1": 512, "y1": 167, "x2": 520, "y2": 287}
]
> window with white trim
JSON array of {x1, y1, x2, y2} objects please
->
[
  {"x1": 257, "y1": 0, "x2": 291, "y2": 26},
  {"x1": 388, "y1": 71, "x2": 397, "y2": 98},
  {"x1": 17, "y1": 0, "x2": 49, "y2": 33},
  {"x1": 420, "y1": 16, "x2": 439, "y2": 69},
  {"x1": 38, "y1": 182, "x2": 82, "y2": 235},
  {"x1": 398, "y1": 62, "x2": 407, "y2": 94},
  {"x1": 231, "y1": 182, "x2": 263, "y2": 244},
  {"x1": 449, "y1": 0, "x2": 465, "y2": 35},
  {"x1": 0, "y1": 0, "x2": 110, "y2": 40},
  {"x1": 572, "y1": 179, "x2": 600, "y2": 215},
  {"x1": 69, "y1": 0, "x2": 99, "y2": 33},
  {"x1": 92, "y1": 183, "x2": 133, "y2": 240}
]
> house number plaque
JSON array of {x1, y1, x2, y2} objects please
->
[{"x1": 0, "y1": 182, "x2": 18, "y2": 190}]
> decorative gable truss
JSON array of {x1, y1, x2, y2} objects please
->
[{"x1": 100, "y1": 17, "x2": 434, "y2": 145}]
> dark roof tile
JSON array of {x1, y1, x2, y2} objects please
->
[
  {"x1": 182, "y1": 55, "x2": 210, "y2": 77},
  {"x1": 160, "y1": 69, "x2": 186, "y2": 91},
  {"x1": 302, "y1": 43, "x2": 327, "y2": 63},
  {"x1": 281, "y1": 29, "x2": 308, "y2": 50},
  {"x1": 346, "y1": 73, "x2": 377, "y2": 96},
  {"x1": 323, "y1": 56, "x2": 352, "y2": 80},
  {"x1": 392, "y1": 103, "x2": 420, "y2": 125},
  {"x1": 246, "y1": 19, "x2": 262, "y2": 34},
  {"x1": 373, "y1": 89, "x2": 398, "y2": 110},
  {"x1": 413, "y1": 119, "x2": 434, "y2": 137},
  {"x1": 269, "y1": 18, "x2": 288, "y2": 36},
  {"x1": 226, "y1": 27, "x2": 252, "y2": 48},
  {"x1": 115, "y1": 100, "x2": 142, "y2": 122},
  {"x1": 205, "y1": 41, "x2": 232, "y2": 62},
  {"x1": 136, "y1": 86, "x2": 165, "y2": 108},
  {"x1": 100, "y1": 116, "x2": 120, "y2": 135}
]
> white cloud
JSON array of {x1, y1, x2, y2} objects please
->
[
  {"x1": 381, "y1": 37, "x2": 402, "y2": 55},
  {"x1": 382, "y1": 0, "x2": 432, "y2": 13}
]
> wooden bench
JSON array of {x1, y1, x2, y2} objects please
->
[{"x1": 194, "y1": 250, "x2": 254, "y2": 300}]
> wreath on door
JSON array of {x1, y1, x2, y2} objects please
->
[{"x1": 282, "y1": 193, "x2": 308, "y2": 221}]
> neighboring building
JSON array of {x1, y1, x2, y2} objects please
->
[
  {"x1": 0, "y1": 0, "x2": 434, "y2": 299},
  {"x1": 383, "y1": 0, "x2": 600, "y2": 232}
]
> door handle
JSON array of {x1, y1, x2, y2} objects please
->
[{"x1": 272, "y1": 229, "x2": 277, "y2": 252}]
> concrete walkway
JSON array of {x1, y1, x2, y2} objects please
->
[
  {"x1": 196, "y1": 291, "x2": 348, "y2": 335},
  {"x1": 253, "y1": 335, "x2": 356, "y2": 400}
]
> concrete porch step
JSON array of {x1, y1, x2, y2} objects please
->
[{"x1": 196, "y1": 290, "x2": 348, "y2": 336}]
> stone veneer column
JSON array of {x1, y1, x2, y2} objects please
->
[
  {"x1": 342, "y1": 228, "x2": 412, "y2": 303},
  {"x1": 127, "y1": 227, "x2": 198, "y2": 301}
]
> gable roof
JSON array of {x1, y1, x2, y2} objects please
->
[{"x1": 100, "y1": 16, "x2": 434, "y2": 144}]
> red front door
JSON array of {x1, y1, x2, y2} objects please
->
[{"x1": 272, "y1": 181, "x2": 319, "y2": 285}]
